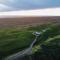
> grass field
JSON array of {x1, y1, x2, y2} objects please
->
[{"x1": 0, "y1": 23, "x2": 60, "y2": 60}]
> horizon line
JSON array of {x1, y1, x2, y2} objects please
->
[{"x1": 0, "y1": 7, "x2": 60, "y2": 18}]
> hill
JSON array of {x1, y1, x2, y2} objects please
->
[{"x1": 0, "y1": 23, "x2": 60, "y2": 60}]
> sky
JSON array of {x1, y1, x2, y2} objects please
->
[{"x1": 0, "y1": 0, "x2": 60, "y2": 11}]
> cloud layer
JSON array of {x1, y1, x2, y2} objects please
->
[
  {"x1": 0, "y1": 8, "x2": 60, "y2": 17},
  {"x1": 0, "y1": 0, "x2": 60, "y2": 11},
  {"x1": 0, "y1": 4, "x2": 13, "y2": 11}
]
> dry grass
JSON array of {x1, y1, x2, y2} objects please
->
[{"x1": 0, "y1": 16, "x2": 60, "y2": 28}]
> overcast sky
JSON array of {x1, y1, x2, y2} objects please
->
[{"x1": 0, "y1": 0, "x2": 60, "y2": 11}]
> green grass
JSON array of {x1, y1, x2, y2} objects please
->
[
  {"x1": 32, "y1": 23, "x2": 60, "y2": 53},
  {"x1": 0, "y1": 28, "x2": 35, "y2": 59},
  {"x1": 0, "y1": 23, "x2": 60, "y2": 60}
]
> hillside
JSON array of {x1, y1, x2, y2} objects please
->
[{"x1": 0, "y1": 23, "x2": 60, "y2": 60}]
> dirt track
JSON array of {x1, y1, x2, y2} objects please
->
[{"x1": 0, "y1": 16, "x2": 60, "y2": 28}]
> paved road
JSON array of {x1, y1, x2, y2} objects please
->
[
  {"x1": 4, "y1": 30, "x2": 48, "y2": 60},
  {"x1": 4, "y1": 47, "x2": 32, "y2": 60},
  {"x1": 4, "y1": 36, "x2": 38, "y2": 60}
]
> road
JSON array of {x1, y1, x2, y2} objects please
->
[{"x1": 4, "y1": 35, "x2": 38, "y2": 60}]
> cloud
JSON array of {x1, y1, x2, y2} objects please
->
[
  {"x1": 0, "y1": 0, "x2": 14, "y2": 11},
  {"x1": 0, "y1": 4, "x2": 9, "y2": 9},
  {"x1": 0, "y1": 0, "x2": 60, "y2": 11},
  {"x1": 0, "y1": 3, "x2": 14, "y2": 11},
  {"x1": 4, "y1": 0, "x2": 60, "y2": 9},
  {"x1": 0, "y1": 7, "x2": 60, "y2": 17}
]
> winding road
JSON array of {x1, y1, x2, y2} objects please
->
[{"x1": 4, "y1": 33, "x2": 39, "y2": 60}]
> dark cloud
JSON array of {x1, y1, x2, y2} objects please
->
[{"x1": 0, "y1": 0, "x2": 60, "y2": 11}]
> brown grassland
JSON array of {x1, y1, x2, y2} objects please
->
[{"x1": 0, "y1": 16, "x2": 60, "y2": 28}]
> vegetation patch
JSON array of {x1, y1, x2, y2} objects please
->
[{"x1": 0, "y1": 23, "x2": 60, "y2": 60}]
